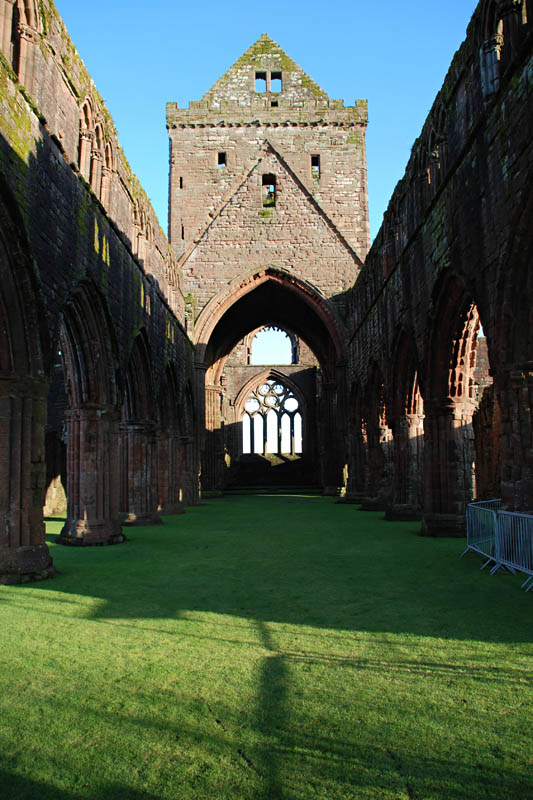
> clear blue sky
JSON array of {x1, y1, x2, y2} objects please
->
[{"x1": 53, "y1": 0, "x2": 478, "y2": 242}]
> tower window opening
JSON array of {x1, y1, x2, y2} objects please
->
[
  {"x1": 255, "y1": 71, "x2": 267, "y2": 92},
  {"x1": 262, "y1": 174, "x2": 276, "y2": 207},
  {"x1": 271, "y1": 72, "x2": 282, "y2": 93},
  {"x1": 311, "y1": 154, "x2": 321, "y2": 180},
  {"x1": 179, "y1": 176, "x2": 183, "y2": 189},
  {"x1": 218, "y1": 152, "x2": 226, "y2": 167},
  {"x1": 271, "y1": 100, "x2": 278, "y2": 108},
  {"x1": 251, "y1": 327, "x2": 292, "y2": 365}
]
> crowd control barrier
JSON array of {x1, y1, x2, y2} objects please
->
[{"x1": 463, "y1": 500, "x2": 533, "y2": 591}]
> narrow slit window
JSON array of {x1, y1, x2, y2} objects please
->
[
  {"x1": 181, "y1": 224, "x2": 184, "y2": 240},
  {"x1": 255, "y1": 71, "x2": 267, "y2": 93},
  {"x1": 179, "y1": 176, "x2": 183, "y2": 189},
  {"x1": 271, "y1": 72, "x2": 282, "y2": 93},
  {"x1": 311, "y1": 155, "x2": 321, "y2": 180},
  {"x1": 218, "y1": 152, "x2": 226, "y2": 167},
  {"x1": 262, "y1": 174, "x2": 276, "y2": 207}
]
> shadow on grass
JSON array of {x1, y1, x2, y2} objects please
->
[
  {"x1": 23, "y1": 495, "x2": 532, "y2": 646},
  {"x1": 0, "y1": 769, "x2": 163, "y2": 800}
]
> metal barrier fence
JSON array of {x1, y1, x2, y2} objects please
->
[
  {"x1": 463, "y1": 500, "x2": 533, "y2": 591},
  {"x1": 493, "y1": 510, "x2": 533, "y2": 591},
  {"x1": 463, "y1": 499, "x2": 502, "y2": 567}
]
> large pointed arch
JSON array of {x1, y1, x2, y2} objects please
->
[
  {"x1": 59, "y1": 279, "x2": 120, "y2": 410},
  {"x1": 422, "y1": 270, "x2": 494, "y2": 533},
  {"x1": 0, "y1": 176, "x2": 54, "y2": 581},
  {"x1": 387, "y1": 328, "x2": 424, "y2": 517},
  {"x1": 123, "y1": 329, "x2": 155, "y2": 423},
  {"x1": 55, "y1": 280, "x2": 124, "y2": 546},
  {"x1": 120, "y1": 330, "x2": 162, "y2": 525},
  {"x1": 193, "y1": 266, "x2": 345, "y2": 380}
]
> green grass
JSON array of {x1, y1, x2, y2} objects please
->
[{"x1": 1, "y1": 495, "x2": 532, "y2": 800}]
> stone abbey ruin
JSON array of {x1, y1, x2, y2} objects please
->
[{"x1": 0, "y1": 0, "x2": 531, "y2": 582}]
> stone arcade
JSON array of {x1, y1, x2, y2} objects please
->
[{"x1": 0, "y1": 0, "x2": 531, "y2": 582}]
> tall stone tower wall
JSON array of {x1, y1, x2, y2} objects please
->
[{"x1": 167, "y1": 34, "x2": 369, "y2": 324}]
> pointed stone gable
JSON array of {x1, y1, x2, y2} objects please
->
[
  {"x1": 179, "y1": 142, "x2": 361, "y2": 314},
  {"x1": 200, "y1": 34, "x2": 330, "y2": 108}
]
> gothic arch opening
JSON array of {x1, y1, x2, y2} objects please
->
[
  {"x1": 193, "y1": 269, "x2": 345, "y2": 493},
  {"x1": 53, "y1": 280, "x2": 123, "y2": 545},
  {"x1": 387, "y1": 329, "x2": 425, "y2": 519},
  {"x1": 157, "y1": 363, "x2": 186, "y2": 514},
  {"x1": 0, "y1": 178, "x2": 53, "y2": 581},
  {"x1": 120, "y1": 331, "x2": 162, "y2": 526},
  {"x1": 359, "y1": 362, "x2": 394, "y2": 511},
  {"x1": 423, "y1": 272, "x2": 497, "y2": 534}
]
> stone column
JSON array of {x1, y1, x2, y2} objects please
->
[
  {"x1": 320, "y1": 381, "x2": 343, "y2": 495},
  {"x1": 120, "y1": 421, "x2": 162, "y2": 525},
  {"x1": 421, "y1": 397, "x2": 476, "y2": 536},
  {"x1": 16, "y1": 22, "x2": 37, "y2": 91},
  {"x1": 100, "y1": 165, "x2": 112, "y2": 209},
  {"x1": 0, "y1": 377, "x2": 55, "y2": 583},
  {"x1": 90, "y1": 150, "x2": 102, "y2": 198},
  {"x1": 158, "y1": 427, "x2": 185, "y2": 515},
  {"x1": 360, "y1": 420, "x2": 394, "y2": 511},
  {"x1": 0, "y1": 1, "x2": 14, "y2": 59},
  {"x1": 79, "y1": 131, "x2": 93, "y2": 182},
  {"x1": 496, "y1": 363, "x2": 533, "y2": 511},
  {"x1": 386, "y1": 413, "x2": 424, "y2": 521},
  {"x1": 343, "y1": 423, "x2": 368, "y2": 503},
  {"x1": 201, "y1": 384, "x2": 224, "y2": 494},
  {"x1": 57, "y1": 407, "x2": 124, "y2": 545}
]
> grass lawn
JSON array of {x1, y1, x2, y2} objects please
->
[{"x1": 0, "y1": 495, "x2": 532, "y2": 800}]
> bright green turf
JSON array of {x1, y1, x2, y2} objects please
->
[{"x1": 1, "y1": 495, "x2": 531, "y2": 799}]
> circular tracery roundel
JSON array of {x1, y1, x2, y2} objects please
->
[{"x1": 242, "y1": 379, "x2": 302, "y2": 455}]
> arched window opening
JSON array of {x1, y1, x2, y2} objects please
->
[
  {"x1": 242, "y1": 412, "x2": 251, "y2": 453},
  {"x1": 90, "y1": 123, "x2": 104, "y2": 196},
  {"x1": 101, "y1": 142, "x2": 114, "y2": 207},
  {"x1": 481, "y1": 5, "x2": 505, "y2": 96},
  {"x1": 11, "y1": 3, "x2": 22, "y2": 75},
  {"x1": 242, "y1": 379, "x2": 302, "y2": 455},
  {"x1": 78, "y1": 101, "x2": 94, "y2": 181},
  {"x1": 251, "y1": 327, "x2": 292, "y2": 365},
  {"x1": 427, "y1": 129, "x2": 441, "y2": 187},
  {"x1": 448, "y1": 304, "x2": 491, "y2": 401},
  {"x1": 10, "y1": 1, "x2": 38, "y2": 86}
]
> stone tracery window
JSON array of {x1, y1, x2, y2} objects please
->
[{"x1": 242, "y1": 379, "x2": 303, "y2": 455}]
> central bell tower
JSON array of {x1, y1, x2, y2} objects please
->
[{"x1": 167, "y1": 33, "x2": 369, "y2": 320}]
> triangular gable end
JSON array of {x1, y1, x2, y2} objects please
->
[{"x1": 200, "y1": 33, "x2": 331, "y2": 108}]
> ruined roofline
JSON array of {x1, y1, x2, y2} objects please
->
[{"x1": 201, "y1": 33, "x2": 329, "y2": 101}]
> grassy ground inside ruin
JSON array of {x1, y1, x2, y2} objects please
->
[{"x1": 0, "y1": 495, "x2": 532, "y2": 800}]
